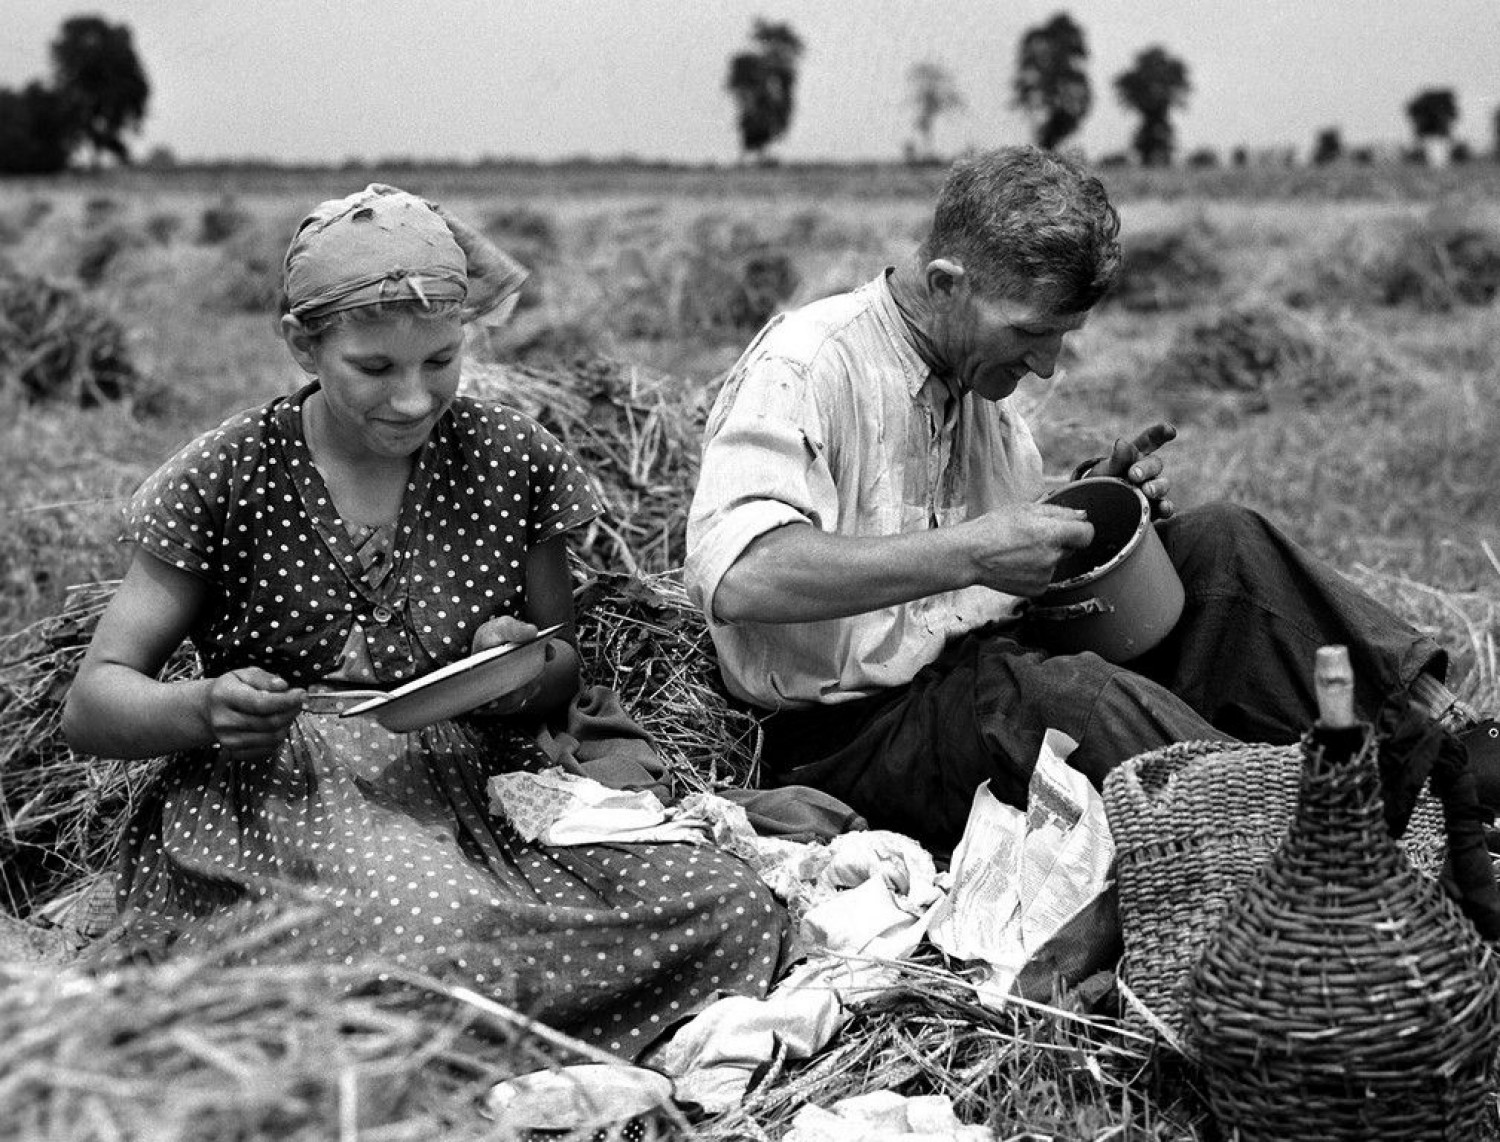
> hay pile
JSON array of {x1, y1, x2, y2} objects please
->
[
  {"x1": 1285, "y1": 206, "x2": 1500, "y2": 313},
  {"x1": 1107, "y1": 224, "x2": 1225, "y2": 313},
  {"x1": 1151, "y1": 301, "x2": 1413, "y2": 426},
  {"x1": 0, "y1": 917, "x2": 594, "y2": 1142},
  {"x1": 607, "y1": 214, "x2": 800, "y2": 341},
  {"x1": 0, "y1": 583, "x2": 193, "y2": 919},
  {"x1": 0, "y1": 272, "x2": 142, "y2": 407},
  {"x1": 462, "y1": 355, "x2": 708, "y2": 575}
]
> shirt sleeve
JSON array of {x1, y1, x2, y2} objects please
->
[
  {"x1": 685, "y1": 353, "x2": 839, "y2": 627},
  {"x1": 118, "y1": 423, "x2": 237, "y2": 580},
  {"x1": 522, "y1": 417, "x2": 604, "y2": 546}
]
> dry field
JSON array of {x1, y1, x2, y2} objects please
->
[{"x1": 0, "y1": 160, "x2": 1498, "y2": 1139}]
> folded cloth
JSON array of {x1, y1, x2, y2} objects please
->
[
  {"x1": 533, "y1": 684, "x2": 673, "y2": 799},
  {"x1": 488, "y1": 769, "x2": 706, "y2": 846}
]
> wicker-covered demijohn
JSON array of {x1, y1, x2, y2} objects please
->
[{"x1": 1183, "y1": 649, "x2": 1500, "y2": 1141}]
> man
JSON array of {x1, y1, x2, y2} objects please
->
[{"x1": 685, "y1": 145, "x2": 1495, "y2": 869}]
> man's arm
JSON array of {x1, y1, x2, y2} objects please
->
[{"x1": 712, "y1": 503, "x2": 1095, "y2": 625}]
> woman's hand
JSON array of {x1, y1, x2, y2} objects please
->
[
  {"x1": 1093, "y1": 422, "x2": 1177, "y2": 519},
  {"x1": 203, "y1": 667, "x2": 305, "y2": 761},
  {"x1": 471, "y1": 616, "x2": 546, "y2": 716}
]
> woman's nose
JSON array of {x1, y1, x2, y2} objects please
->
[{"x1": 388, "y1": 370, "x2": 436, "y2": 415}]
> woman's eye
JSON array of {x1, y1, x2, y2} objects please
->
[{"x1": 426, "y1": 357, "x2": 455, "y2": 369}]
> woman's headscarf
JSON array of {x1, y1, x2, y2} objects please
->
[{"x1": 282, "y1": 183, "x2": 526, "y2": 324}]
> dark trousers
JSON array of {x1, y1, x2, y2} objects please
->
[{"x1": 759, "y1": 503, "x2": 1445, "y2": 855}]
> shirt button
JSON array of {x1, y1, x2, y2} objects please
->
[{"x1": 372, "y1": 604, "x2": 394, "y2": 624}]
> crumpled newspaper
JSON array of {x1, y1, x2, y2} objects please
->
[{"x1": 927, "y1": 728, "x2": 1115, "y2": 1001}]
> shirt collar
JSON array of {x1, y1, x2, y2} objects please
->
[{"x1": 871, "y1": 269, "x2": 938, "y2": 400}]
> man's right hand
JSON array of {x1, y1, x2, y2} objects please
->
[
  {"x1": 962, "y1": 503, "x2": 1094, "y2": 597},
  {"x1": 203, "y1": 667, "x2": 305, "y2": 761}
]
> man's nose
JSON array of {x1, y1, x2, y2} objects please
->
[{"x1": 1026, "y1": 337, "x2": 1063, "y2": 379}]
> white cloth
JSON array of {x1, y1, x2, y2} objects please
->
[
  {"x1": 486, "y1": 769, "x2": 705, "y2": 846},
  {"x1": 648, "y1": 825, "x2": 940, "y2": 1111},
  {"x1": 785, "y1": 1091, "x2": 993, "y2": 1142},
  {"x1": 684, "y1": 271, "x2": 1045, "y2": 708}
]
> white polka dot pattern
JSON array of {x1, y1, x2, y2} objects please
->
[
  {"x1": 119, "y1": 710, "x2": 787, "y2": 1058},
  {"x1": 111, "y1": 384, "x2": 787, "y2": 1057},
  {"x1": 120, "y1": 385, "x2": 603, "y2": 685}
]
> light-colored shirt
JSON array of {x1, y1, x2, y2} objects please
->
[{"x1": 686, "y1": 272, "x2": 1045, "y2": 709}]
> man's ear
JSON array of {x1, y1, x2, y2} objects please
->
[
  {"x1": 280, "y1": 314, "x2": 319, "y2": 376},
  {"x1": 923, "y1": 258, "x2": 968, "y2": 311}
]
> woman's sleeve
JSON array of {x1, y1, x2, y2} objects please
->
[
  {"x1": 118, "y1": 423, "x2": 237, "y2": 580},
  {"x1": 520, "y1": 418, "x2": 604, "y2": 547}
]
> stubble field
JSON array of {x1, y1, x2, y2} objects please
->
[{"x1": 0, "y1": 160, "x2": 1498, "y2": 1139}]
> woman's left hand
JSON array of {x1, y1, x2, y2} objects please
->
[
  {"x1": 1094, "y1": 422, "x2": 1177, "y2": 519},
  {"x1": 471, "y1": 616, "x2": 546, "y2": 716}
]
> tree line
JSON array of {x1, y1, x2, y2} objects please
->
[
  {"x1": 728, "y1": 12, "x2": 1500, "y2": 170},
  {"x1": 2, "y1": 13, "x2": 1494, "y2": 174}
]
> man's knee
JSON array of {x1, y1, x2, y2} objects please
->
[{"x1": 1158, "y1": 501, "x2": 1281, "y2": 582}]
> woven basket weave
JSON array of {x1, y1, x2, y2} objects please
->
[
  {"x1": 1184, "y1": 725, "x2": 1500, "y2": 1141},
  {"x1": 1102, "y1": 738, "x2": 1450, "y2": 1041}
]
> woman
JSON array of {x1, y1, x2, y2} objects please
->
[{"x1": 63, "y1": 185, "x2": 787, "y2": 1059}]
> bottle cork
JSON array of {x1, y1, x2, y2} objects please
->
[{"x1": 1314, "y1": 645, "x2": 1355, "y2": 729}]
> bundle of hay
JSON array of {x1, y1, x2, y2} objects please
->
[
  {"x1": 482, "y1": 204, "x2": 558, "y2": 315},
  {"x1": 1285, "y1": 207, "x2": 1500, "y2": 313},
  {"x1": 0, "y1": 919, "x2": 576, "y2": 1142},
  {"x1": 75, "y1": 224, "x2": 149, "y2": 287},
  {"x1": 0, "y1": 583, "x2": 191, "y2": 919},
  {"x1": 0, "y1": 272, "x2": 142, "y2": 407},
  {"x1": 1108, "y1": 224, "x2": 1224, "y2": 313},
  {"x1": 573, "y1": 569, "x2": 759, "y2": 794},
  {"x1": 1151, "y1": 301, "x2": 1411, "y2": 427},
  {"x1": 198, "y1": 197, "x2": 254, "y2": 246},
  {"x1": 608, "y1": 214, "x2": 800, "y2": 340},
  {"x1": 461, "y1": 355, "x2": 708, "y2": 575}
]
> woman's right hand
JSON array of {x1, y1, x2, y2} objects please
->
[{"x1": 204, "y1": 668, "x2": 306, "y2": 761}]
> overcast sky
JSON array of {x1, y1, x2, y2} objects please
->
[{"x1": 4, "y1": 1, "x2": 1497, "y2": 164}]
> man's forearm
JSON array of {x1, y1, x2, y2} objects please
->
[{"x1": 712, "y1": 523, "x2": 976, "y2": 624}]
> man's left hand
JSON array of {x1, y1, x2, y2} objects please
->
[{"x1": 1095, "y1": 422, "x2": 1177, "y2": 519}]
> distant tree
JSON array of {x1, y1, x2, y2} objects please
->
[
  {"x1": 49, "y1": 15, "x2": 150, "y2": 167},
  {"x1": 1113, "y1": 46, "x2": 1191, "y2": 167},
  {"x1": 0, "y1": 81, "x2": 79, "y2": 173},
  {"x1": 1186, "y1": 146, "x2": 1219, "y2": 169},
  {"x1": 1012, "y1": 13, "x2": 1092, "y2": 149},
  {"x1": 1405, "y1": 88, "x2": 1458, "y2": 145},
  {"x1": 1311, "y1": 127, "x2": 1343, "y2": 165},
  {"x1": 1231, "y1": 146, "x2": 1249, "y2": 168},
  {"x1": 906, "y1": 61, "x2": 964, "y2": 162},
  {"x1": 725, "y1": 19, "x2": 805, "y2": 162}
]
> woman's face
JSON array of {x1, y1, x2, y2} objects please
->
[{"x1": 294, "y1": 312, "x2": 464, "y2": 461}]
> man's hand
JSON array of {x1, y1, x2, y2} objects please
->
[
  {"x1": 963, "y1": 503, "x2": 1095, "y2": 597},
  {"x1": 1094, "y1": 422, "x2": 1177, "y2": 518},
  {"x1": 204, "y1": 668, "x2": 305, "y2": 761}
]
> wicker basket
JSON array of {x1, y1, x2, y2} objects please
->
[
  {"x1": 1103, "y1": 738, "x2": 1450, "y2": 1041},
  {"x1": 1184, "y1": 724, "x2": 1500, "y2": 1141}
]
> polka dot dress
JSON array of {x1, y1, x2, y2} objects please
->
[{"x1": 112, "y1": 384, "x2": 789, "y2": 1058}]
